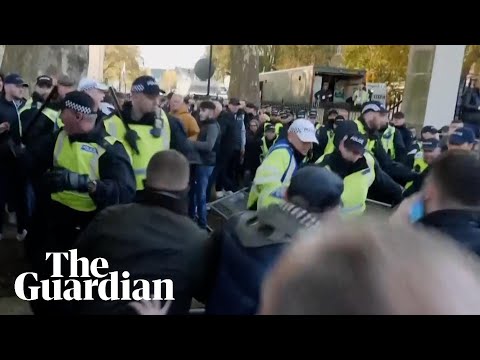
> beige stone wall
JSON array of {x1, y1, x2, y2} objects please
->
[{"x1": 87, "y1": 45, "x2": 105, "y2": 81}]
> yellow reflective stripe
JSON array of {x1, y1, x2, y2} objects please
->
[{"x1": 53, "y1": 130, "x2": 67, "y2": 165}]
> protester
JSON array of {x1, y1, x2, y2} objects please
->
[
  {"x1": 188, "y1": 101, "x2": 221, "y2": 229},
  {"x1": 391, "y1": 112, "x2": 413, "y2": 153},
  {"x1": 206, "y1": 166, "x2": 343, "y2": 315},
  {"x1": 243, "y1": 119, "x2": 262, "y2": 185},
  {"x1": 56, "y1": 74, "x2": 75, "y2": 100},
  {"x1": 226, "y1": 98, "x2": 246, "y2": 191},
  {"x1": 73, "y1": 150, "x2": 213, "y2": 314},
  {"x1": 392, "y1": 150, "x2": 480, "y2": 255},
  {"x1": 170, "y1": 93, "x2": 200, "y2": 140},
  {"x1": 0, "y1": 74, "x2": 29, "y2": 241},
  {"x1": 260, "y1": 219, "x2": 480, "y2": 315}
]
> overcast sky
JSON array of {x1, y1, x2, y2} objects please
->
[{"x1": 139, "y1": 45, "x2": 207, "y2": 69}]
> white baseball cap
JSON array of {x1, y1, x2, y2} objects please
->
[
  {"x1": 78, "y1": 77, "x2": 108, "y2": 92},
  {"x1": 288, "y1": 119, "x2": 319, "y2": 144}
]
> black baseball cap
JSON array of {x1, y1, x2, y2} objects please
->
[
  {"x1": 246, "y1": 102, "x2": 257, "y2": 110},
  {"x1": 327, "y1": 108, "x2": 339, "y2": 116},
  {"x1": 265, "y1": 123, "x2": 276, "y2": 132},
  {"x1": 421, "y1": 125, "x2": 438, "y2": 135},
  {"x1": 36, "y1": 75, "x2": 53, "y2": 87},
  {"x1": 361, "y1": 101, "x2": 389, "y2": 115},
  {"x1": 449, "y1": 127, "x2": 475, "y2": 145},
  {"x1": 335, "y1": 115, "x2": 345, "y2": 123},
  {"x1": 60, "y1": 91, "x2": 95, "y2": 115},
  {"x1": 288, "y1": 166, "x2": 344, "y2": 212},
  {"x1": 131, "y1": 76, "x2": 164, "y2": 96},
  {"x1": 333, "y1": 120, "x2": 360, "y2": 149},
  {"x1": 4, "y1": 73, "x2": 28, "y2": 87},
  {"x1": 343, "y1": 132, "x2": 367, "y2": 155},
  {"x1": 422, "y1": 138, "x2": 440, "y2": 151},
  {"x1": 229, "y1": 98, "x2": 241, "y2": 106},
  {"x1": 309, "y1": 109, "x2": 318, "y2": 118},
  {"x1": 297, "y1": 109, "x2": 306, "y2": 118}
]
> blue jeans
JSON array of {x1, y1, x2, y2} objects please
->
[{"x1": 189, "y1": 165, "x2": 214, "y2": 229}]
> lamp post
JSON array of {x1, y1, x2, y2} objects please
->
[{"x1": 207, "y1": 45, "x2": 213, "y2": 97}]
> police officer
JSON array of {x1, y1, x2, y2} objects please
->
[
  {"x1": 248, "y1": 119, "x2": 318, "y2": 210},
  {"x1": 19, "y1": 75, "x2": 61, "y2": 147},
  {"x1": 207, "y1": 166, "x2": 344, "y2": 315},
  {"x1": 260, "y1": 123, "x2": 278, "y2": 162},
  {"x1": 403, "y1": 139, "x2": 441, "y2": 198},
  {"x1": 14, "y1": 91, "x2": 136, "y2": 252},
  {"x1": 447, "y1": 127, "x2": 476, "y2": 152},
  {"x1": 406, "y1": 125, "x2": 439, "y2": 167},
  {"x1": 312, "y1": 113, "x2": 345, "y2": 162},
  {"x1": 315, "y1": 121, "x2": 402, "y2": 215},
  {"x1": 378, "y1": 113, "x2": 407, "y2": 164},
  {"x1": 103, "y1": 75, "x2": 192, "y2": 193},
  {"x1": 354, "y1": 101, "x2": 417, "y2": 190}
]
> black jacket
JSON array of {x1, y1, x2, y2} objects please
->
[
  {"x1": 20, "y1": 93, "x2": 61, "y2": 147},
  {"x1": 318, "y1": 150, "x2": 402, "y2": 205},
  {"x1": 418, "y1": 209, "x2": 480, "y2": 256},
  {"x1": 0, "y1": 96, "x2": 24, "y2": 164},
  {"x1": 71, "y1": 194, "x2": 213, "y2": 314},
  {"x1": 190, "y1": 119, "x2": 221, "y2": 166},
  {"x1": 313, "y1": 122, "x2": 334, "y2": 161},
  {"x1": 354, "y1": 117, "x2": 417, "y2": 184},
  {"x1": 21, "y1": 125, "x2": 136, "y2": 211},
  {"x1": 394, "y1": 125, "x2": 413, "y2": 159},
  {"x1": 217, "y1": 110, "x2": 236, "y2": 157}
]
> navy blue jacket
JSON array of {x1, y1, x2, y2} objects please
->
[
  {"x1": 206, "y1": 203, "x2": 320, "y2": 315},
  {"x1": 418, "y1": 209, "x2": 480, "y2": 256}
]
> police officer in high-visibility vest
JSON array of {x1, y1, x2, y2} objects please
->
[
  {"x1": 14, "y1": 91, "x2": 136, "y2": 253},
  {"x1": 378, "y1": 113, "x2": 407, "y2": 164},
  {"x1": 312, "y1": 111, "x2": 345, "y2": 162},
  {"x1": 248, "y1": 119, "x2": 318, "y2": 210},
  {"x1": 103, "y1": 75, "x2": 192, "y2": 193},
  {"x1": 447, "y1": 127, "x2": 476, "y2": 152},
  {"x1": 403, "y1": 139, "x2": 441, "y2": 198},
  {"x1": 77, "y1": 77, "x2": 110, "y2": 128},
  {"x1": 260, "y1": 123, "x2": 278, "y2": 162},
  {"x1": 354, "y1": 102, "x2": 417, "y2": 197},
  {"x1": 19, "y1": 75, "x2": 61, "y2": 147},
  {"x1": 406, "y1": 125, "x2": 439, "y2": 168},
  {"x1": 315, "y1": 121, "x2": 402, "y2": 215}
]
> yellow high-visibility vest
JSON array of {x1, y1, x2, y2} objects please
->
[
  {"x1": 50, "y1": 130, "x2": 116, "y2": 212},
  {"x1": 103, "y1": 110, "x2": 171, "y2": 190}
]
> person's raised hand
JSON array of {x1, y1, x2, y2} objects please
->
[{"x1": 129, "y1": 299, "x2": 172, "y2": 315}]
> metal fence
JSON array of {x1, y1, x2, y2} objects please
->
[{"x1": 262, "y1": 94, "x2": 403, "y2": 124}]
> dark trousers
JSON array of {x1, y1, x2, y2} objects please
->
[
  {"x1": 0, "y1": 172, "x2": 7, "y2": 234},
  {"x1": 225, "y1": 150, "x2": 242, "y2": 192},
  {"x1": 189, "y1": 165, "x2": 214, "y2": 229},
  {"x1": 215, "y1": 152, "x2": 236, "y2": 192}
]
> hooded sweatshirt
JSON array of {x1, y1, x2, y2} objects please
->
[{"x1": 170, "y1": 103, "x2": 200, "y2": 140}]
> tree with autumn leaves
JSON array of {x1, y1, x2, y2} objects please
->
[{"x1": 103, "y1": 45, "x2": 149, "y2": 89}]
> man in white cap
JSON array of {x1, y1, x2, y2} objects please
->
[
  {"x1": 248, "y1": 119, "x2": 318, "y2": 210},
  {"x1": 78, "y1": 78, "x2": 108, "y2": 113}
]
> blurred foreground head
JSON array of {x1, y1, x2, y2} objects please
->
[{"x1": 260, "y1": 219, "x2": 480, "y2": 315}]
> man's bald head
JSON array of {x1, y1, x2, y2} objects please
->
[
  {"x1": 169, "y1": 94, "x2": 184, "y2": 112},
  {"x1": 260, "y1": 219, "x2": 480, "y2": 315},
  {"x1": 145, "y1": 150, "x2": 189, "y2": 191},
  {"x1": 213, "y1": 100, "x2": 223, "y2": 118}
]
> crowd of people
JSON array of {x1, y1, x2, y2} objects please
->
[{"x1": 1, "y1": 69, "x2": 480, "y2": 315}]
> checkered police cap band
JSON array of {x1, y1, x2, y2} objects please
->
[
  {"x1": 64, "y1": 100, "x2": 92, "y2": 115},
  {"x1": 131, "y1": 84, "x2": 145, "y2": 93}
]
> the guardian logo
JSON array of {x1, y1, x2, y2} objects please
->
[{"x1": 14, "y1": 250, "x2": 174, "y2": 302}]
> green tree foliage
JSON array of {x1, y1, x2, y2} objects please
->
[
  {"x1": 103, "y1": 45, "x2": 148, "y2": 85},
  {"x1": 343, "y1": 45, "x2": 410, "y2": 84},
  {"x1": 463, "y1": 45, "x2": 480, "y2": 76},
  {"x1": 209, "y1": 45, "x2": 337, "y2": 77}
]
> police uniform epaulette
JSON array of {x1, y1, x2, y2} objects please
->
[{"x1": 361, "y1": 168, "x2": 371, "y2": 175}]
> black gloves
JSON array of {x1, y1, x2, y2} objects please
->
[
  {"x1": 44, "y1": 168, "x2": 89, "y2": 193},
  {"x1": 125, "y1": 129, "x2": 140, "y2": 155}
]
